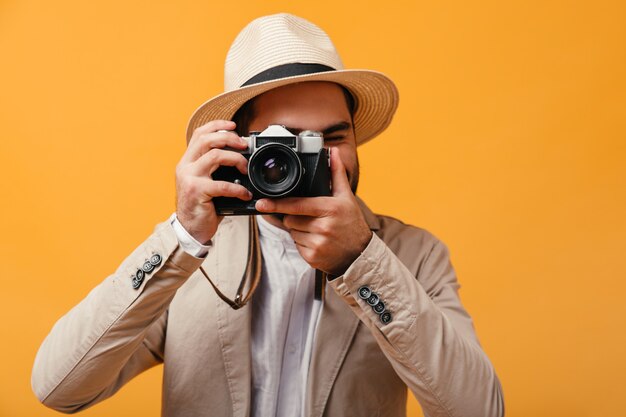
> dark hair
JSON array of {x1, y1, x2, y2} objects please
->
[
  {"x1": 232, "y1": 83, "x2": 356, "y2": 136},
  {"x1": 232, "y1": 98, "x2": 257, "y2": 136}
]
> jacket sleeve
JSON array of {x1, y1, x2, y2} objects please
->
[
  {"x1": 328, "y1": 231, "x2": 504, "y2": 417},
  {"x1": 31, "y1": 220, "x2": 204, "y2": 413}
]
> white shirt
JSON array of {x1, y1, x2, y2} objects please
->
[{"x1": 170, "y1": 214, "x2": 323, "y2": 417}]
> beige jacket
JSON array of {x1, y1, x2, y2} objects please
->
[{"x1": 32, "y1": 199, "x2": 504, "y2": 417}]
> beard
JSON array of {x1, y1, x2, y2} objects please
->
[{"x1": 348, "y1": 155, "x2": 360, "y2": 194}]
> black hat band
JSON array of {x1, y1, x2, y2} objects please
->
[{"x1": 241, "y1": 63, "x2": 336, "y2": 87}]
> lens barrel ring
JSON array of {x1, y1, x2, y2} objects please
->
[{"x1": 248, "y1": 143, "x2": 303, "y2": 197}]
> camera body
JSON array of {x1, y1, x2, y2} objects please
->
[{"x1": 212, "y1": 125, "x2": 331, "y2": 215}]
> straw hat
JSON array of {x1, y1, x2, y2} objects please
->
[{"x1": 185, "y1": 13, "x2": 399, "y2": 146}]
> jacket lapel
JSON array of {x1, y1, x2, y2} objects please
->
[
  {"x1": 306, "y1": 286, "x2": 360, "y2": 417},
  {"x1": 211, "y1": 216, "x2": 253, "y2": 417},
  {"x1": 210, "y1": 198, "x2": 379, "y2": 417},
  {"x1": 305, "y1": 196, "x2": 381, "y2": 417}
]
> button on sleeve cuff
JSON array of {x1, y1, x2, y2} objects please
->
[{"x1": 327, "y1": 233, "x2": 419, "y2": 332}]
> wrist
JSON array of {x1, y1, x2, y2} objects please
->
[
  {"x1": 331, "y1": 229, "x2": 373, "y2": 276},
  {"x1": 170, "y1": 213, "x2": 213, "y2": 258},
  {"x1": 176, "y1": 213, "x2": 213, "y2": 244}
]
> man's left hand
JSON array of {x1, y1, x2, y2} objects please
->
[{"x1": 255, "y1": 148, "x2": 372, "y2": 275}]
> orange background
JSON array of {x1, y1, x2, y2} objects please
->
[{"x1": 1, "y1": 1, "x2": 625, "y2": 416}]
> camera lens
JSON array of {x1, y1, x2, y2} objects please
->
[
  {"x1": 249, "y1": 144, "x2": 302, "y2": 197},
  {"x1": 261, "y1": 157, "x2": 288, "y2": 184}
]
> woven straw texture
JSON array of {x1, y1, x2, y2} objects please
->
[{"x1": 186, "y1": 13, "x2": 399, "y2": 145}]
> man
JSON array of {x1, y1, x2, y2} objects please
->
[{"x1": 32, "y1": 13, "x2": 504, "y2": 417}]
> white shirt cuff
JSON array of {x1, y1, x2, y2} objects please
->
[{"x1": 169, "y1": 213, "x2": 212, "y2": 258}]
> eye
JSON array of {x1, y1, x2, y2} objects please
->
[{"x1": 324, "y1": 136, "x2": 345, "y2": 142}]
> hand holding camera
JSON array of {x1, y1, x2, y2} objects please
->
[
  {"x1": 175, "y1": 121, "x2": 332, "y2": 244},
  {"x1": 212, "y1": 124, "x2": 332, "y2": 215},
  {"x1": 255, "y1": 148, "x2": 373, "y2": 275},
  {"x1": 175, "y1": 120, "x2": 252, "y2": 245}
]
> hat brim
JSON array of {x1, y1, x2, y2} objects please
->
[{"x1": 185, "y1": 69, "x2": 399, "y2": 146}]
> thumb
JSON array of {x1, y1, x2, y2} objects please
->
[{"x1": 330, "y1": 147, "x2": 351, "y2": 197}]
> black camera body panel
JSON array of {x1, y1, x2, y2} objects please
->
[{"x1": 212, "y1": 125, "x2": 331, "y2": 215}]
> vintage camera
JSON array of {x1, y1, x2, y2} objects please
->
[{"x1": 212, "y1": 124, "x2": 331, "y2": 215}]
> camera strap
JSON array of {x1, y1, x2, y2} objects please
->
[
  {"x1": 199, "y1": 216, "x2": 262, "y2": 310},
  {"x1": 314, "y1": 270, "x2": 327, "y2": 301},
  {"x1": 200, "y1": 215, "x2": 334, "y2": 307}
]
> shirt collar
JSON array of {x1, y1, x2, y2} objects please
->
[{"x1": 256, "y1": 215, "x2": 297, "y2": 248}]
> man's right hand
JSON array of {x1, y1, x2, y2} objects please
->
[{"x1": 175, "y1": 120, "x2": 251, "y2": 244}]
